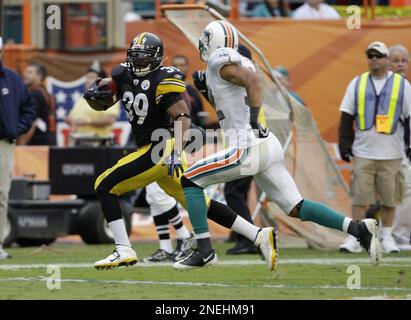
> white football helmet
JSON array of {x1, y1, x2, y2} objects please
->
[{"x1": 199, "y1": 20, "x2": 239, "y2": 62}]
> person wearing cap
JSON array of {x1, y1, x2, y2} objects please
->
[
  {"x1": 338, "y1": 41, "x2": 411, "y2": 254},
  {"x1": 0, "y1": 36, "x2": 36, "y2": 258},
  {"x1": 64, "y1": 61, "x2": 120, "y2": 141}
]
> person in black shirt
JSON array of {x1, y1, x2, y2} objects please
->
[
  {"x1": 20, "y1": 63, "x2": 56, "y2": 145},
  {"x1": 171, "y1": 55, "x2": 207, "y2": 128}
]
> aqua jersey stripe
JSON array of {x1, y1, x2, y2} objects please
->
[{"x1": 184, "y1": 147, "x2": 238, "y2": 174}]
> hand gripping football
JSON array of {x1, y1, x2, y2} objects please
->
[{"x1": 84, "y1": 78, "x2": 118, "y2": 111}]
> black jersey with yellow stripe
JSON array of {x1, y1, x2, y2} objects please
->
[{"x1": 111, "y1": 64, "x2": 186, "y2": 147}]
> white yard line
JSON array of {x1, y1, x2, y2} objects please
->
[
  {"x1": 0, "y1": 276, "x2": 410, "y2": 293},
  {"x1": 1, "y1": 257, "x2": 411, "y2": 270}
]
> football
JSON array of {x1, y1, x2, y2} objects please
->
[
  {"x1": 85, "y1": 78, "x2": 118, "y2": 111},
  {"x1": 98, "y1": 77, "x2": 118, "y2": 95}
]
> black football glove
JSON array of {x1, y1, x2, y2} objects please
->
[
  {"x1": 338, "y1": 143, "x2": 353, "y2": 162},
  {"x1": 83, "y1": 78, "x2": 115, "y2": 101},
  {"x1": 250, "y1": 122, "x2": 269, "y2": 139},
  {"x1": 192, "y1": 70, "x2": 208, "y2": 98},
  {"x1": 163, "y1": 150, "x2": 184, "y2": 178}
]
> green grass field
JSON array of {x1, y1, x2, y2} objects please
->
[{"x1": 0, "y1": 242, "x2": 410, "y2": 300}]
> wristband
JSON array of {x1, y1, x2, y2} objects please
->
[{"x1": 250, "y1": 107, "x2": 260, "y2": 124}]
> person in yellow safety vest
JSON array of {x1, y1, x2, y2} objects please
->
[{"x1": 338, "y1": 41, "x2": 411, "y2": 254}]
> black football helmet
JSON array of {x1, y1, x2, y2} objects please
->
[{"x1": 126, "y1": 32, "x2": 164, "y2": 77}]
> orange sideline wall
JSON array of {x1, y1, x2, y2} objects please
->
[{"x1": 4, "y1": 19, "x2": 411, "y2": 142}]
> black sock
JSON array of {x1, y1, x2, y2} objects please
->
[
  {"x1": 153, "y1": 213, "x2": 170, "y2": 241},
  {"x1": 166, "y1": 205, "x2": 184, "y2": 230},
  {"x1": 96, "y1": 192, "x2": 122, "y2": 222},
  {"x1": 207, "y1": 200, "x2": 238, "y2": 229},
  {"x1": 347, "y1": 220, "x2": 360, "y2": 239},
  {"x1": 197, "y1": 238, "x2": 213, "y2": 254}
]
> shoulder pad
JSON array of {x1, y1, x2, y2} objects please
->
[
  {"x1": 156, "y1": 67, "x2": 186, "y2": 97},
  {"x1": 208, "y1": 48, "x2": 241, "y2": 71},
  {"x1": 240, "y1": 56, "x2": 256, "y2": 72},
  {"x1": 111, "y1": 64, "x2": 129, "y2": 81},
  {"x1": 158, "y1": 66, "x2": 185, "y2": 80}
]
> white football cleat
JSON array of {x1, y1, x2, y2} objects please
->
[
  {"x1": 94, "y1": 246, "x2": 137, "y2": 270},
  {"x1": 358, "y1": 219, "x2": 383, "y2": 266},
  {"x1": 339, "y1": 235, "x2": 363, "y2": 253},
  {"x1": 381, "y1": 234, "x2": 400, "y2": 253},
  {"x1": 254, "y1": 227, "x2": 278, "y2": 271},
  {"x1": 0, "y1": 248, "x2": 12, "y2": 260}
]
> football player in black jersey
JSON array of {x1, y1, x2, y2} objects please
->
[
  {"x1": 85, "y1": 32, "x2": 275, "y2": 270},
  {"x1": 85, "y1": 32, "x2": 193, "y2": 269}
]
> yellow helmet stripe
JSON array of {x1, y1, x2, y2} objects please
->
[{"x1": 137, "y1": 32, "x2": 147, "y2": 45}]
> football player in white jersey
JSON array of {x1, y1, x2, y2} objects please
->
[{"x1": 173, "y1": 20, "x2": 383, "y2": 270}]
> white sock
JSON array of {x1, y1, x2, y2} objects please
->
[
  {"x1": 382, "y1": 227, "x2": 393, "y2": 238},
  {"x1": 231, "y1": 216, "x2": 260, "y2": 242},
  {"x1": 175, "y1": 226, "x2": 191, "y2": 240},
  {"x1": 108, "y1": 219, "x2": 131, "y2": 248},
  {"x1": 170, "y1": 215, "x2": 191, "y2": 239},
  {"x1": 195, "y1": 232, "x2": 210, "y2": 240},
  {"x1": 159, "y1": 239, "x2": 174, "y2": 254},
  {"x1": 342, "y1": 217, "x2": 352, "y2": 233}
]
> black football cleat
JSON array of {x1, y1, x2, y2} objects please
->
[{"x1": 172, "y1": 248, "x2": 217, "y2": 270}]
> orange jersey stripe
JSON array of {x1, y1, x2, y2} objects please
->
[{"x1": 184, "y1": 149, "x2": 243, "y2": 179}]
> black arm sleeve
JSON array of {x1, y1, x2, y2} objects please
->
[
  {"x1": 338, "y1": 111, "x2": 355, "y2": 151},
  {"x1": 404, "y1": 116, "x2": 410, "y2": 149}
]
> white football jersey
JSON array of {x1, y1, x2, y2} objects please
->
[{"x1": 206, "y1": 47, "x2": 258, "y2": 148}]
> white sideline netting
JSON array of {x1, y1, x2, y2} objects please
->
[{"x1": 164, "y1": 7, "x2": 350, "y2": 249}]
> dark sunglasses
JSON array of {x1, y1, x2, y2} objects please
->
[{"x1": 367, "y1": 53, "x2": 386, "y2": 59}]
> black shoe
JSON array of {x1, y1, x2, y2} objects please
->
[
  {"x1": 357, "y1": 219, "x2": 383, "y2": 266},
  {"x1": 224, "y1": 231, "x2": 237, "y2": 243},
  {"x1": 366, "y1": 203, "x2": 381, "y2": 220},
  {"x1": 174, "y1": 233, "x2": 197, "y2": 261},
  {"x1": 142, "y1": 249, "x2": 175, "y2": 263},
  {"x1": 173, "y1": 248, "x2": 217, "y2": 270},
  {"x1": 226, "y1": 240, "x2": 260, "y2": 255}
]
